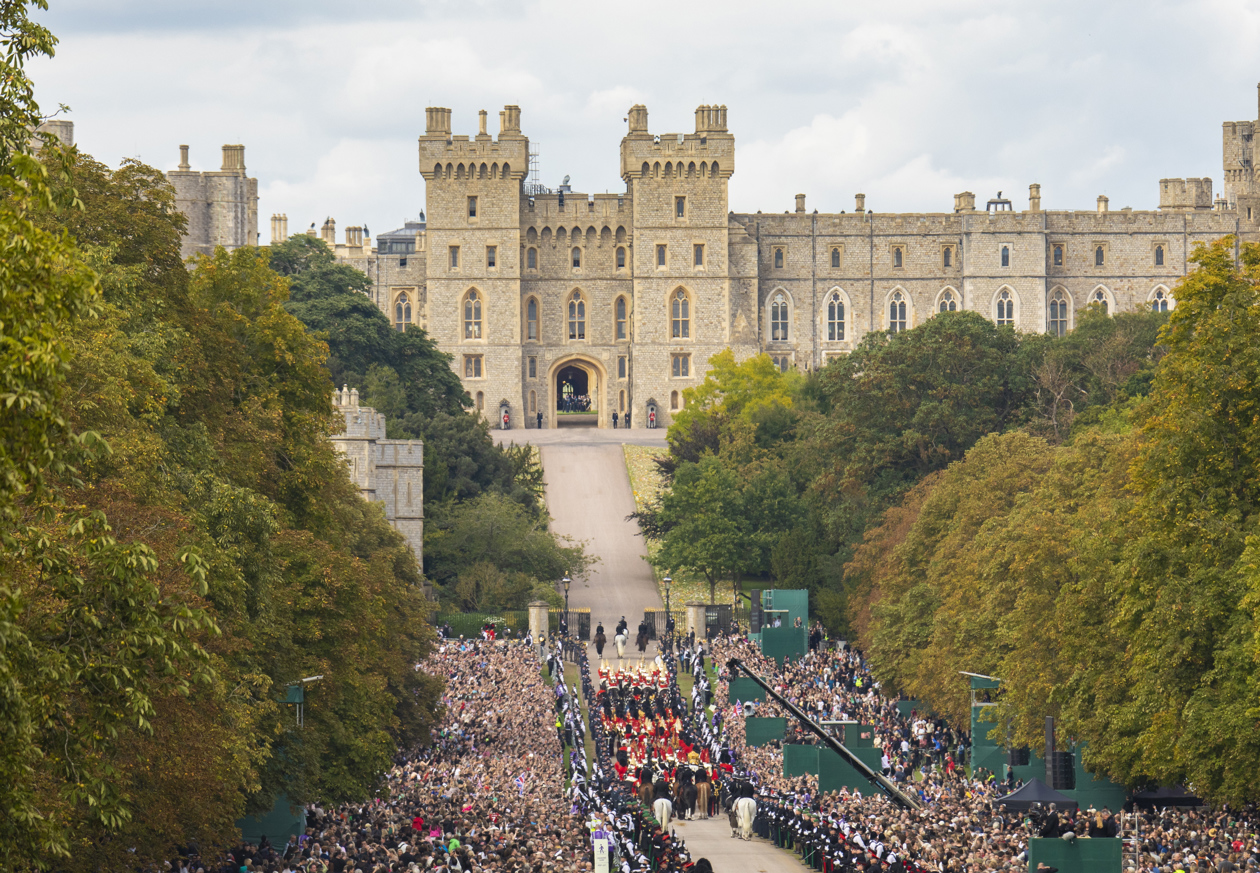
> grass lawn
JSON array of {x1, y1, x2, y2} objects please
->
[{"x1": 623, "y1": 445, "x2": 716, "y2": 607}]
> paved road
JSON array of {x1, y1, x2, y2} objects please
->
[
  {"x1": 491, "y1": 425, "x2": 667, "y2": 448},
  {"x1": 517, "y1": 425, "x2": 809, "y2": 872},
  {"x1": 528, "y1": 432, "x2": 663, "y2": 636},
  {"x1": 672, "y1": 816, "x2": 811, "y2": 873}
]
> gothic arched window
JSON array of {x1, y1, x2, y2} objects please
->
[
  {"x1": 1152, "y1": 288, "x2": 1170, "y2": 312},
  {"x1": 939, "y1": 289, "x2": 957, "y2": 313},
  {"x1": 889, "y1": 291, "x2": 907, "y2": 333},
  {"x1": 1092, "y1": 288, "x2": 1109, "y2": 314},
  {"x1": 671, "y1": 288, "x2": 690, "y2": 339},
  {"x1": 771, "y1": 292, "x2": 790, "y2": 341},
  {"x1": 526, "y1": 297, "x2": 539, "y2": 342},
  {"x1": 568, "y1": 290, "x2": 586, "y2": 340},
  {"x1": 394, "y1": 293, "x2": 411, "y2": 332},
  {"x1": 527, "y1": 247, "x2": 537, "y2": 269},
  {"x1": 1155, "y1": 245, "x2": 1165, "y2": 267},
  {"x1": 1049, "y1": 288, "x2": 1070, "y2": 337},
  {"x1": 996, "y1": 289, "x2": 1015, "y2": 326},
  {"x1": 827, "y1": 292, "x2": 845, "y2": 341},
  {"x1": 463, "y1": 290, "x2": 482, "y2": 339},
  {"x1": 615, "y1": 296, "x2": 628, "y2": 340}
]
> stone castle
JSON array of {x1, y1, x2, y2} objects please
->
[
  {"x1": 169, "y1": 144, "x2": 259, "y2": 260},
  {"x1": 184, "y1": 86, "x2": 1260, "y2": 431},
  {"x1": 329, "y1": 386, "x2": 424, "y2": 562}
]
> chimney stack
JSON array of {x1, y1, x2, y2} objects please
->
[
  {"x1": 270, "y1": 213, "x2": 288, "y2": 244},
  {"x1": 1097, "y1": 195, "x2": 1109, "y2": 213},
  {"x1": 795, "y1": 193, "x2": 806, "y2": 213},
  {"x1": 855, "y1": 193, "x2": 866, "y2": 212},
  {"x1": 478, "y1": 109, "x2": 488, "y2": 137},
  {"x1": 178, "y1": 144, "x2": 190, "y2": 171},
  {"x1": 501, "y1": 105, "x2": 522, "y2": 136},
  {"x1": 221, "y1": 144, "x2": 245, "y2": 172},
  {"x1": 425, "y1": 107, "x2": 452, "y2": 136},
  {"x1": 1028, "y1": 183, "x2": 1042, "y2": 212}
]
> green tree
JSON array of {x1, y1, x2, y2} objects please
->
[
  {"x1": 273, "y1": 235, "x2": 467, "y2": 424},
  {"x1": 667, "y1": 350, "x2": 803, "y2": 465},
  {"x1": 649, "y1": 455, "x2": 745, "y2": 604},
  {"x1": 424, "y1": 491, "x2": 591, "y2": 606},
  {"x1": 808, "y1": 309, "x2": 1029, "y2": 552},
  {"x1": 0, "y1": 0, "x2": 58, "y2": 167},
  {"x1": 1094, "y1": 237, "x2": 1260, "y2": 800}
]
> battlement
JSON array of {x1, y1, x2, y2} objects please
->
[
  {"x1": 620, "y1": 104, "x2": 734, "y2": 182},
  {"x1": 419, "y1": 105, "x2": 529, "y2": 183},
  {"x1": 522, "y1": 191, "x2": 631, "y2": 221},
  {"x1": 333, "y1": 385, "x2": 387, "y2": 440},
  {"x1": 1159, "y1": 177, "x2": 1213, "y2": 211}
]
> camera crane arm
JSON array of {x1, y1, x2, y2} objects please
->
[{"x1": 725, "y1": 657, "x2": 921, "y2": 810}]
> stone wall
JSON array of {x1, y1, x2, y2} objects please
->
[
  {"x1": 167, "y1": 144, "x2": 258, "y2": 260},
  {"x1": 329, "y1": 386, "x2": 424, "y2": 565}
]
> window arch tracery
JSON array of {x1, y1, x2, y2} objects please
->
[
  {"x1": 1048, "y1": 287, "x2": 1070, "y2": 337},
  {"x1": 888, "y1": 290, "x2": 908, "y2": 333},
  {"x1": 995, "y1": 288, "x2": 1015, "y2": 327},
  {"x1": 826, "y1": 290, "x2": 846, "y2": 341},
  {"x1": 671, "y1": 288, "x2": 691, "y2": 339},
  {"x1": 770, "y1": 291, "x2": 790, "y2": 341},
  {"x1": 568, "y1": 290, "x2": 586, "y2": 340},
  {"x1": 394, "y1": 293, "x2": 412, "y2": 332},
  {"x1": 463, "y1": 289, "x2": 482, "y2": 339}
]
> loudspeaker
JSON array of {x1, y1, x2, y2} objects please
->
[
  {"x1": 1047, "y1": 751, "x2": 1075, "y2": 790},
  {"x1": 1008, "y1": 746, "x2": 1030, "y2": 766}
]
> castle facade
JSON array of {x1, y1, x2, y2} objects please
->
[{"x1": 266, "y1": 88, "x2": 1260, "y2": 431}]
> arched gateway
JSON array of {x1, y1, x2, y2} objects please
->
[{"x1": 548, "y1": 355, "x2": 607, "y2": 428}]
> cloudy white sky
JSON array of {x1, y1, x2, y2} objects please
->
[{"x1": 29, "y1": 0, "x2": 1260, "y2": 238}]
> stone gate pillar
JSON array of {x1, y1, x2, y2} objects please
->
[
  {"x1": 529, "y1": 600, "x2": 550, "y2": 646},
  {"x1": 686, "y1": 602, "x2": 707, "y2": 639}
]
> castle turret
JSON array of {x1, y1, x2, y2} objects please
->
[
  {"x1": 167, "y1": 142, "x2": 259, "y2": 259},
  {"x1": 419, "y1": 105, "x2": 528, "y2": 425}
]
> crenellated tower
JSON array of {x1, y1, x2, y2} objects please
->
[
  {"x1": 420, "y1": 106, "x2": 529, "y2": 422},
  {"x1": 1223, "y1": 83, "x2": 1260, "y2": 226},
  {"x1": 620, "y1": 104, "x2": 751, "y2": 423}
]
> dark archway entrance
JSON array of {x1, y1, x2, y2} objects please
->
[{"x1": 555, "y1": 363, "x2": 597, "y2": 427}]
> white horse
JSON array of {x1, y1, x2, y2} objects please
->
[
  {"x1": 653, "y1": 797, "x2": 673, "y2": 829},
  {"x1": 734, "y1": 796, "x2": 757, "y2": 840},
  {"x1": 614, "y1": 633, "x2": 627, "y2": 659}
]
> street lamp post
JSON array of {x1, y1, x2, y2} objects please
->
[
  {"x1": 562, "y1": 574, "x2": 571, "y2": 634},
  {"x1": 663, "y1": 575, "x2": 672, "y2": 643}
]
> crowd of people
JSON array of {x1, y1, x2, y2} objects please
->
[
  {"x1": 203, "y1": 639, "x2": 599, "y2": 873},
  {"x1": 184, "y1": 613, "x2": 1260, "y2": 873},
  {"x1": 559, "y1": 394, "x2": 593, "y2": 413},
  {"x1": 698, "y1": 633, "x2": 1260, "y2": 873}
]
